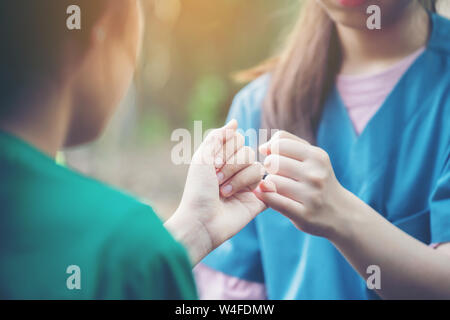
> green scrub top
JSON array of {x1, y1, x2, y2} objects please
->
[{"x1": 0, "y1": 131, "x2": 197, "y2": 300}]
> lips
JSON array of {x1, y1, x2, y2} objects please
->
[{"x1": 337, "y1": 0, "x2": 365, "y2": 7}]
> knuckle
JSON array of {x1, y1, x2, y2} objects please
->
[
  {"x1": 302, "y1": 208, "x2": 314, "y2": 222},
  {"x1": 308, "y1": 171, "x2": 326, "y2": 189},
  {"x1": 299, "y1": 137, "x2": 311, "y2": 146},
  {"x1": 277, "y1": 130, "x2": 289, "y2": 139},
  {"x1": 271, "y1": 130, "x2": 281, "y2": 140},
  {"x1": 272, "y1": 130, "x2": 287, "y2": 141},
  {"x1": 313, "y1": 147, "x2": 330, "y2": 163},
  {"x1": 271, "y1": 138, "x2": 287, "y2": 155},
  {"x1": 271, "y1": 139, "x2": 281, "y2": 154},
  {"x1": 309, "y1": 192, "x2": 324, "y2": 209},
  {"x1": 299, "y1": 141, "x2": 309, "y2": 153}
]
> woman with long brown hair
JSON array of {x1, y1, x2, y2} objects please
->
[{"x1": 197, "y1": 0, "x2": 450, "y2": 299}]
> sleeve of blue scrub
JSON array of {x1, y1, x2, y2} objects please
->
[
  {"x1": 200, "y1": 76, "x2": 269, "y2": 284},
  {"x1": 430, "y1": 148, "x2": 450, "y2": 244}
]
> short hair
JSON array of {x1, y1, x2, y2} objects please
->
[{"x1": 0, "y1": 0, "x2": 109, "y2": 115}]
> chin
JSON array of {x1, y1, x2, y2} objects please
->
[
  {"x1": 318, "y1": 0, "x2": 373, "y2": 29},
  {"x1": 64, "y1": 118, "x2": 109, "y2": 148},
  {"x1": 331, "y1": 10, "x2": 372, "y2": 29}
]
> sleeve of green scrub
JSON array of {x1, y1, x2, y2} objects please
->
[{"x1": 94, "y1": 206, "x2": 198, "y2": 300}]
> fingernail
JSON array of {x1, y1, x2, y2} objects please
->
[
  {"x1": 217, "y1": 171, "x2": 224, "y2": 183},
  {"x1": 224, "y1": 119, "x2": 237, "y2": 130},
  {"x1": 227, "y1": 119, "x2": 237, "y2": 127},
  {"x1": 221, "y1": 184, "x2": 233, "y2": 196},
  {"x1": 259, "y1": 143, "x2": 269, "y2": 154},
  {"x1": 254, "y1": 185, "x2": 262, "y2": 195},
  {"x1": 262, "y1": 180, "x2": 276, "y2": 192}
]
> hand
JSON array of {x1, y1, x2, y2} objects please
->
[
  {"x1": 252, "y1": 132, "x2": 450, "y2": 300},
  {"x1": 254, "y1": 131, "x2": 350, "y2": 239},
  {"x1": 166, "y1": 120, "x2": 266, "y2": 265}
]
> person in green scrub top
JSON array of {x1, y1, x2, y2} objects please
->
[{"x1": 0, "y1": 0, "x2": 266, "y2": 299}]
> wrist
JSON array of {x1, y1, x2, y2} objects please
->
[
  {"x1": 325, "y1": 185, "x2": 364, "y2": 245},
  {"x1": 165, "y1": 207, "x2": 213, "y2": 266}
]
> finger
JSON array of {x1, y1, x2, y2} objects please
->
[
  {"x1": 194, "y1": 133, "x2": 221, "y2": 165},
  {"x1": 214, "y1": 132, "x2": 245, "y2": 169},
  {"x1": 259, "y1": 131, "x2": 310, "y2": 155},
  {"x1": 308, "y1": 146, "x2": 331, "y2": 166},
  {"x1": 247, "y1": 181, "x2": 260, "y2": 192},
  {"x1": 263, "y1": 154, "x2": 308, "y2": 181},
  {"x1": 264, "y1": 174, "x2": 308, "y2": 203},
  {"x1": 220, "y1": 162, "x2": 264, "y2": 197},
  {"x1": 233, "y1": 191, "x2": 267, "y2": 219},
  {"x1": 253, "y1": 187, "x2": 306, "y2": 221},
  {"x1": 217, "y1": 146, "x2": 256, "y2": 185},
  {"x1": 199, "y1": 120, "x2": 238, "y2": 165},
  {"x1": 259, "y1": 179, "x2": 277, "y2": 193},
  {"x1": 272, "y1": 130, "x2": 310, "y2": 144},
  {"x1": 221, "y1": 119, "x2": 238, "y2": 136},
  {"x1": 206, "y1": 119, "x2": 238, "y2": 148},
  {"x1": 265, "y1": 138, "x2": 310, "y2": 161}
]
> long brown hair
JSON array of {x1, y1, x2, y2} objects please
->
[
  {"x1": 237, "y1": 0, "x2": 436, "y2": 143},
  {"x1": 0, "y1": 0, "x2": 129, "y2": 117}
]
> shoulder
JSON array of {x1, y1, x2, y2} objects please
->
[
  {"x1": 61, "y1": 171, "x2": 196, "y2": 298},
  {"x1": 52, "y1": 158, "x2": 187, "y2": 258},
  {"x1": 420, "y1": 14, "x2": 450, "y2": 111},
  {"x1": 427, "y1": 13, "x2": 450, "y2": 58},
  {"x1": 232, "y1": 74, "x2": 271, "y2": 110},
  {"x1": 47, "y1": 161, "x2": 153, "y2": 219},
  {"x1": 54, "y1": 167, "x2": 194, "y2": 291},
  {"x1": 96, "y1": 203, "x2": 196, "y2": 299},
  {"x1": 103, "y1": 204, "x2": 187, "y2": 265},
  {"x1": 228, "y1": 74, "x2": 271, "y2": 132},
  {"x1": 65, "y1": 175, "x2": 188, "y2": 263}
]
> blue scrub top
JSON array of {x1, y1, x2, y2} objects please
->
[{"x1": 202, "y1": 13, "x2": 450, "y2": 300}]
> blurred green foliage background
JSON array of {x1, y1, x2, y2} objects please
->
[
  {"x1": 138, "y1": 0, "x2": 298, "y2": 133},
  {"x1": 66, "y1": 0, "x2": 300, "y2": 218}
]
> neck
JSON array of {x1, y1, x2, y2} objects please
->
[
  {"x1": 0, "y1": 87, "x2": 71, "y2": 158},
  {"x1": 337, "y1": 2, "x2": 430, "y2": 75}
]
